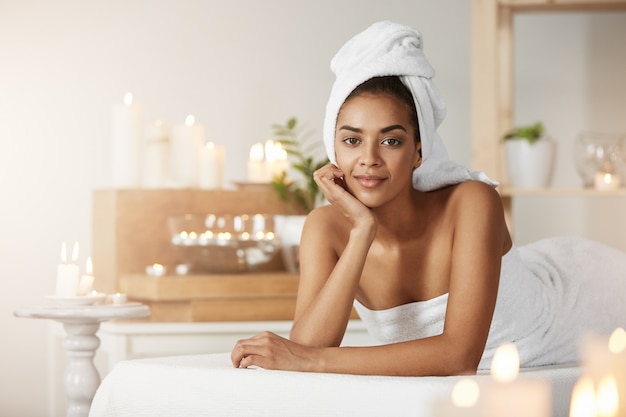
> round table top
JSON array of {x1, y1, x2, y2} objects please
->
[{"x1": 14, "y1": 302, "x2": 150, "y2": 322}]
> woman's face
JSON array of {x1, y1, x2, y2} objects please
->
[{"x1": 334, "y1": 93, "x2": 421, "y2": 208}]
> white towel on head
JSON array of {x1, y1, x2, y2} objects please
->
[{"x1": 323, "y1": 21, "x2": 497, "y2": 191}]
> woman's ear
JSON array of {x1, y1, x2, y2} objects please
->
[{"x1": 413, "y1": 142, "x2": 422, "y2": 169}]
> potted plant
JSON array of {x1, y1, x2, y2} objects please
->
[
  {"x1": 502, "y1": 121, "x2": 556, "y2": 188},
  {"x1": 270, "y1": 117, "x2": 329, "y2": 273}
]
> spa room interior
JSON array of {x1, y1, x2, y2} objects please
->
[{"x1": 2, "y1": 0, "x2": 626, "y2": 416}]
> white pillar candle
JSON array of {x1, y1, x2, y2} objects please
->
[
  {"x1": 77, "y1": 257, "x2": 95, "y2": 296},
  {"x1": 248, "y1": 142, "x2": 266, "y2": 182},
  {"x1": 142, "y1": 119, "x2": 170, "y2": 188},
  {"x1": 112, "y1": 92, "x2": 142, "y2": 188},
  {"x1": 170, "y1": 114, "x2": 203, "y2": 188},
  {"x1": 56, "y1": 242, "x2": 80, "y2": 297},
  {"x1": 580, "y1": 328, "x2": 626, "y2": 417},
  {"x1": 481, "y1": 343, "x2": 551, "y2": 417},
  {"x1": 198, "y1": 142, "x2": 224, "y2": 189}
]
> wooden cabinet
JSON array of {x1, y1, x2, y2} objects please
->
[{"x1": 471, "y1": 0, "x2": 626, "y2": 228}]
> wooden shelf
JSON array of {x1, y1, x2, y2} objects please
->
[{"x1": 471, "y1": 0, "x2": 626, "y2": 232}]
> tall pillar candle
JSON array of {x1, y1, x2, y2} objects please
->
[
  {"x1": 170, "y1": 114, "x2": 203, "y2": 188},
  {"x1": 199, "y1": 142, "x2": 224, "y2": 189},
  {"x1": 112, "y1": 92, "x2": 142, "y2": 188},
  {"x1": 142, "y1": 119, "x2": 170, "y2": 188},
  {"x1": 56, "y1": 242, "x2": 80, "y2": 297}
]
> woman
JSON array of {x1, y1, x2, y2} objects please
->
[{"x1": 231, "y1": 21, "x2": 626, "y2": 376}]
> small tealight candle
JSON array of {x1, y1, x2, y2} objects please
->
[
  {"x1": 594, "y1": 171, "x2": 621, "y2": 191},
  {"x1": 146, "y1": 263, "x2": 166, "y2": 277},
  {"x1": 77, "y1": 256, "x2": 95, "y2": 296},
  {"x1": 56, "y1": 242, "x2": 80, "y2": 297},
  {"x1": 110, "y1": 293, "x2": 127, "y2": 304}
]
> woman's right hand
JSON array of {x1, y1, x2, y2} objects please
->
[{"x1": 313, "y1": 163, "x2": 376, "y2": 233}]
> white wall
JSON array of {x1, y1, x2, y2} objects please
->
[
  {"x1": 0, "y1": 1, "x2": 471, "y2": 416},
  {"x1": 0, "y1": 1, "x2": 624, "y2": 416}
]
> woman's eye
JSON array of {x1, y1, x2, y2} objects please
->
[
  {"x1": 342, "y1": 137, "x2": 360, "y2": 145},
  {"x1": 382, "y1": 138, "x2": 401, "y2": 146}
]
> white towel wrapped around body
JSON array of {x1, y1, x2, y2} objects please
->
[
  {"x1": 354, "y1": 236, "x2": 626, "y2": 369},
  {"x1": 323, "y1": 21, "x2": 497, "y2": 191}
]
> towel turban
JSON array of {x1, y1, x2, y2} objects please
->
[{"x1": 323, "y1": 21, "x2": 496, "y2": 191}]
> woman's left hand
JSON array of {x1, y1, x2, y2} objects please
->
[{"x1": 231, "y1": 331, "x2": 319, "y2": 372}]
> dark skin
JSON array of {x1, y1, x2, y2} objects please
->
[{"x1": 231, "y1": 93, "x2": 512, "y2": 376}]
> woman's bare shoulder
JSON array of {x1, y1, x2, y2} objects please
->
[{"x1": 446, "y1": 180, "x2": 503, "y2": 209}]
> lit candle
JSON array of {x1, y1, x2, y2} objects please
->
[
  {"x1": 110, "y1": 293, "x2": 127, "y2": 304},
  {"x1": 434, "y1": 379, "x2": 482, "y2": 417},
  {"x1": 581, "y1": 328, "x2": 626, "y2": 417},
  {"x1": 146, "y1": 263, "x2": 166, "y2": 277},
  {"x1": 112, "y1": 92, "x2": 142, "y2": 188},
  {"x1": 248, "y1": 142, "x2": 266, "y2": 182},
  {"x1": 56, "y1": 242, "x2": 80, "y2": 297},
  {"x1": 594, "y1": 170, "x2": 621, "y2": 191},
  {"x1": 198, "y1": 141, "x2": 225, "y2": 189},
  {"x1": 170, "y1": 114, "x2": 203, "y2": 187},
  {"x1": 268, "y1": 141, "x2": 289, "y2": 180},
  {"x1": 482, "y1": 343, "x2": 551, "y2": 417},
  {"x1": 77, "y1": 257, "x2": 95, "y2": 296},
  {"x1": 142, "y1": 119, "x2": 170, "y2": 188}
]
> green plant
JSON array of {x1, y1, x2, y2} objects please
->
[
  {"x1": 503, "y1": 121, "x2": 545, "y2": 145},
  {"x1": 271, "y1": 117, "x2": 329, "y2": 213}
]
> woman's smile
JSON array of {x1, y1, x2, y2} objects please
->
[{"x1": 354, "y1": 174, "x2": 387, "y2": 188}]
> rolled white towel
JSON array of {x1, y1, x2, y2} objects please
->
[{"x1": 323, "y1": 21, "x2": 497, "y2": 191}]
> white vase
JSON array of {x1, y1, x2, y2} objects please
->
[
  {"x1": 504, "y1": 138, "x2": 556, "y2": 188},
  {"x1": 274, "y1": 214, "x2": 307, "y2": 274}
]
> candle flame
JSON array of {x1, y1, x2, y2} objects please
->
[
  {"x1": 185, "y1": 114, "x2": 195, "y2": 126},
  {"x1": 123, "y1": 92, "x2": 133, "y2": 105},
  {"x1": 60, "y1": 242, "x2": 67, "y2": 263},
  {"x1": 71, "y1": 242, "x2": 79, "y2": 263},
  {"x1": 451, "y1": 379, "x2": 480, "y2": 408},
  {"x1": 570, "y1": 376, "x2": 596, "y2": 417},
  {"x1": 490, "y1": 342, "x2": 519, "y2": 382},
  {"x1": 86, "y1": 257, "x2": 93, "y2": 275},
  {"x1": 608, "y1": 328, "x2": 626, "y2": 354},
  {"x1": 603, "y1": 173, "x2": 613, "y2": 184},
  {"x1": 596, "y1": 375, "x2": 619, "y2": 417},
  {"x1": 206, "y1": 141, "x2": 215, "y2": 150}
]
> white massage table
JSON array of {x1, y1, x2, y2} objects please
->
[{"x1": 88, "y1": 352, "x2": 580, "y2": 417}]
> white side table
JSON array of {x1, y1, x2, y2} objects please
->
[{"x1": 14, "y1": 302, "x2": 150, "y2": 417}]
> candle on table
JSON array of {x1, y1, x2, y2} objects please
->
[
  {"x1": 594, "y1": 170, "x2": 621, "y2": 191},
  {"x1": 434, "y1": 379, "x2": 482, "y2": 417},
  {"x1": 266, "y1": 140, "x2": 289, "y2": 180},
  {"x1": 142, "y1": 119, "x2": 170, "y2": 188},
  {"x1": 77, "y1": 257, "x2": 95, "y2": 296},
  {"x1": 112, "y1": 92, "x2": 142, "y2": 188},
  {"x1": 146, "y1": 263, "x2": 166, "y2": 277},
  {"x1": 580, "y1": 328, "x2": 626, "y2": 417},
  {"x1": 198, "y1": 141, "x2": 225, "y2": 189},
  {"x1": 110, "y1": 293, "x2": 127, "y2": 304},
  {"x1": 56, "y1": 242, "x2": 80, "y2": 297},
  {"x1": 481, "y1": 343, "x2": 551, "y2": 417},
  {"x1": 170, "y1": 114, "x2": 203, "y2": 187},
  {"x1": 247, "y1": 142, "x2": 266, "y2": 182}
]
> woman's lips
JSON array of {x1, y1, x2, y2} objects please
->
[{"x1": 355, "y1": 175, "x2": 386, "y2": 188}]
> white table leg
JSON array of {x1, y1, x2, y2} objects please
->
[{"x1": 62, "y1": 322, "x2": 101, "y2": 417}]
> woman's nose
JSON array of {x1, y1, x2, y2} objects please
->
[{"x1": 359, "y1": 142, "x2": 381, "y2": 166}]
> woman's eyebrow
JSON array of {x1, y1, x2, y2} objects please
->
[
  {"x1": 338, "y1": 124, "x2": 407, "y2": 133},
  {"x1": 380, "y1": 124, "x2": 407, "y2": 133},
  {"x1": 338, "y1": 125, "x2": 362, "y2": 133}
]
